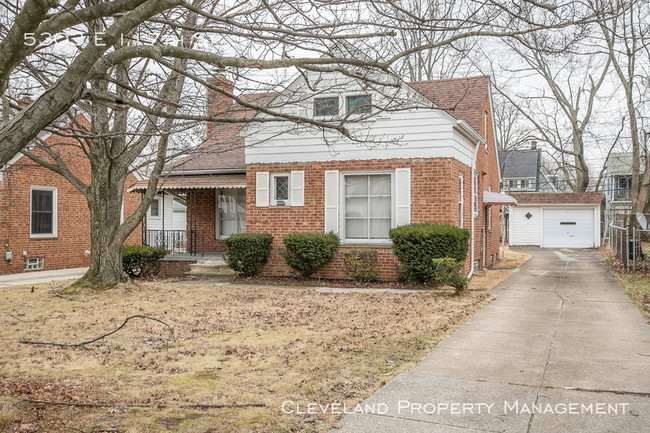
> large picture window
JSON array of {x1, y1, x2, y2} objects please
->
[
  {"x1": 30, "y1": 187, "x2": 57, "y2": 237},
  {"x1": 343, "y1": 173, "x2": 392, "y2": 241},
  {"x1": 217, "y1": 188, "x2": 246, "y2": 238}
]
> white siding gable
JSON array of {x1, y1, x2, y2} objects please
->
[{"x1": 244, "y1": 71, "x2": 478, "y2": 167}]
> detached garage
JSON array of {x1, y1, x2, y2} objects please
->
[{"x1": 509, "y1": 193, "x2": 602, "y2": 248}]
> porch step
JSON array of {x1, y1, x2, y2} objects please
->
[{"x1": 186, "y1": 261, "x2": 234, "y2": 279}]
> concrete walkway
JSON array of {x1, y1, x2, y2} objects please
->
[
  {"x1": 0, "y1": 267, "x2": 87, "y2": 287},
  {"x1": 332, "y1": 248, "x2": 650, "y2": 432}
]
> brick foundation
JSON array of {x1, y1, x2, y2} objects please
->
[{"x1": 157, "y1": 260, "x2": 195, "y2": 277}]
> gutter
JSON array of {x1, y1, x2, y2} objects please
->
[
  {"x1": 163, "y1": 168, "x2": 246, "y2": 176},
  {"x1": 468, "y1": 139, "x2": 480, "y2": 280}
]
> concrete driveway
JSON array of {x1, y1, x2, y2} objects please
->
[{"x1": 332, "y1": 248, "x2": 650, "y2": 432}]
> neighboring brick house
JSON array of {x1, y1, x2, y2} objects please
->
[
  {"x1": 134, "y1": 71, "x2": 511, "y2": 280},
  {"x1": 0, "y1": 118, "x2": 141, "y2": 275}
]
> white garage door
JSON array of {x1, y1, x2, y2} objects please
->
[{"x1": 542, "y1": 208, "x2": 595, "y2": 248}]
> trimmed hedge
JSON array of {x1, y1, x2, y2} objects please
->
[
  {"x1": 282, "y1": 232, "x2": 340, "y2": 277},
  {"x1": 122, "y1": 245, "x2": 167, "y2": 278},
  {"x1": 343, "y1": 249, "x2": 380, "y2": 282},
  {"x1": 389, "y1": 223, "x2": 470, "y2": 282},
  {"x1": 224, "y1": 233, "x2": 274, "y2": 277}
]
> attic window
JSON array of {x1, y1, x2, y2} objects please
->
[
  {"x1": 525, "y1": 212, "x2": 533, "y2": 219},
  {"x1": 314, "y1": 97, "x2": 339, "y2": 116},
  {"x1": 346, "y1": 95, "x2": 371, "y2": 115}
]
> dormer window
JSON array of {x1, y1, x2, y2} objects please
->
[
  {"x1": 346, "y1": 95, "x2": 371, "y2": 115},
  {"x1": 314, "y1": 97, "x2": 339, "y2": 116}
]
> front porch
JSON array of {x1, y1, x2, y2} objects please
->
[{"x1": 129, "y1": 173, "x2": 247, "y2": 256}]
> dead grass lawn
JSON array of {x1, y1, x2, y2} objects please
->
[
  {"x1": 467, "y1": 270, "x2": 513, "y2": 291},
  {"x1": 492, "y1": 246, "x2": 532, "y2": 270},
  {"x1": 0, "y1": 281, "x2": 491, "y2": 432}
]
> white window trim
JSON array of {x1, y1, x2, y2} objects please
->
[
  {"x1": 459, "y1": 173, "x2": 464, "y2": 228},
  {"x1": 215, "y1": 188, "x2": 246, "y2": 239},
  {"x1": 339, "y1": 170, "x2": 394, "y2": 245},
  {"x1": 149, "y1": 197, "x2": 161, "y2": 219},
  {"x1": 473, "y1": 173, "x2": 479, "y2": 218},
  {"x1": 270, "y1": 172, "x2": 291, "y2": 207},
  {"x1": 30, "y1": 186, "x2": 58, "y2": 239}
]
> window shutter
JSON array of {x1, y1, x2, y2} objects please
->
[
  {"x1": 290, "y1": 171, "x2": 305, "y2": 206},
  {"x1": 256, "y1": 172, "x2": 269, "y2": 207},
  {"x1": 324, "y1": 170, "x2": 339, "y2": 234},
  {"x1": 395, "y1": 168, "x2": 411, "y2": 227}
]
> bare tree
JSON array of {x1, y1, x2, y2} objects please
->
[
  {"x1": 492, "y1": 92, "x2": 536, "y2": 153},
  {"x1": 591, "y1": 0, "x2": 650, "y2": 215},
  {"x1": 0, "y1": 0, "x2": 598, "y2": 287},
  {"x1": 491, "y1": 30, "x2": 611, "y2": 192}
]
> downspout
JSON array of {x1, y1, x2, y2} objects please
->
[{"x1": 469, "y1": 141, "x2": 480, "y2": 279}]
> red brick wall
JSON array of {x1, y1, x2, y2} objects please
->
[
  {"x1": 247, "y1": 158, "x2": 474, "y2": 280},
  {"x1": 157, "y1": 260, "x2": 195, "y2": 277},
  {"x1": 0, "y1": 145, "x2": 142, "y2": 275},
  {"x1": 474, "y1": 92, "x2": 502, "y2": 268},
  {"x1": 189, "y1": 189, "x2": 226, "y2": 252}
]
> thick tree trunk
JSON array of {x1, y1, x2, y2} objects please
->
[
  {"x1": 573, "y1": 133, "x2": 590, "y2": 192},
  {"x1": 76, "y1": 167, "x2": 129, "y2": 288}
]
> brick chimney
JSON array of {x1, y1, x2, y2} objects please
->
[
  {"x1": 17, "y1": 93, "x2": 33, "y2": 109},
  {"x1": 531, "y1": 140, "x2": 537, "y2": 150},
  {"x1": 206, "y1": 74, "x2": 234, "y2": 138}
]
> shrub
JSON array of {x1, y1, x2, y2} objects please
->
[
  {"x1": 224, "y1": 233, "x2": 274, "y2": 277},
  {"x1": 343, "y1": 249, "x2": 380, "y2": 282},
  {"x1": 122, "y1": 245, "x2": 167, "y2": 278},
  {"x1": 282, "y1": 232, "x2": 340, "y2": 277},
  {"x1": 432, "y1": 258, "x2": 468, "y2": 294},
  {"x1": 389, "y1": 223, "x2": 470, "y2": 282}
]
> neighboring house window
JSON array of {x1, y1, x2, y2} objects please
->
[
  {"x1": 521, "y1": 179, "x2": 530, "y2": 189},
  {"x1": 24, "y1": 257, "x2": 44, "y2": 271},
  {"x1": 150, "y1": 198, "x2": 160, "y2": 217},
  {"x1": 343, "y1": 173, "x2": 392, "y2": 241},
  {"x1": 487, "y1": 205, "x2": 492, "y2": 232},
  {"x1": 314, "y1": 97, "x2": 339, "y2": 116},
  {"x1": 216, "y1": 188, "x2": 246, "y2": 238},
  {"x1": 30, "y1": 186, "x2": 57, "y2": 238},
  {"x1": 614, "y1": 175, "x2": 632, "y2": 200},
  {"x1": 458, "y1": 173, "x2": 464, "y2": 228},
  {"x1": 271, "y1": 173, "x2": 290, "y2": 206},
  {"x1": 346, "y1": 95, "x2": 371, "y2": 115}
]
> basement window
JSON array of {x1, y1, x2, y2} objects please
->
[{"x1": 24, "y1": 257, "x2": 44, "y2": 271}]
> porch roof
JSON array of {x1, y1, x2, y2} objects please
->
[
  {"x1": 483, "y1": 191, "x2": 518, "y2": 206},
  {"x1": 128, "y1": 174, "x2": 246, "y2": 192}
]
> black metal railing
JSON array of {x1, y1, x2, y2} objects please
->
[{"x1": 144, "y1": 230, "x2": 205, "y2": 256}]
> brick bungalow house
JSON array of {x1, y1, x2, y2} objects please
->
[
  {"x1": 0, "y1": 115, "x2": 141, "y2": 275},
  {"x1": 133, "y1": 71, "x2": 514, "y2": 280}
]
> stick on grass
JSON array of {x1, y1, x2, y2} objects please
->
[
  {"x1": 19, "y1": 315, "x2": 173, "y2": 349},
  {"x1": 17, "y1": 399, "x2": 264, "y2": 409}
]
